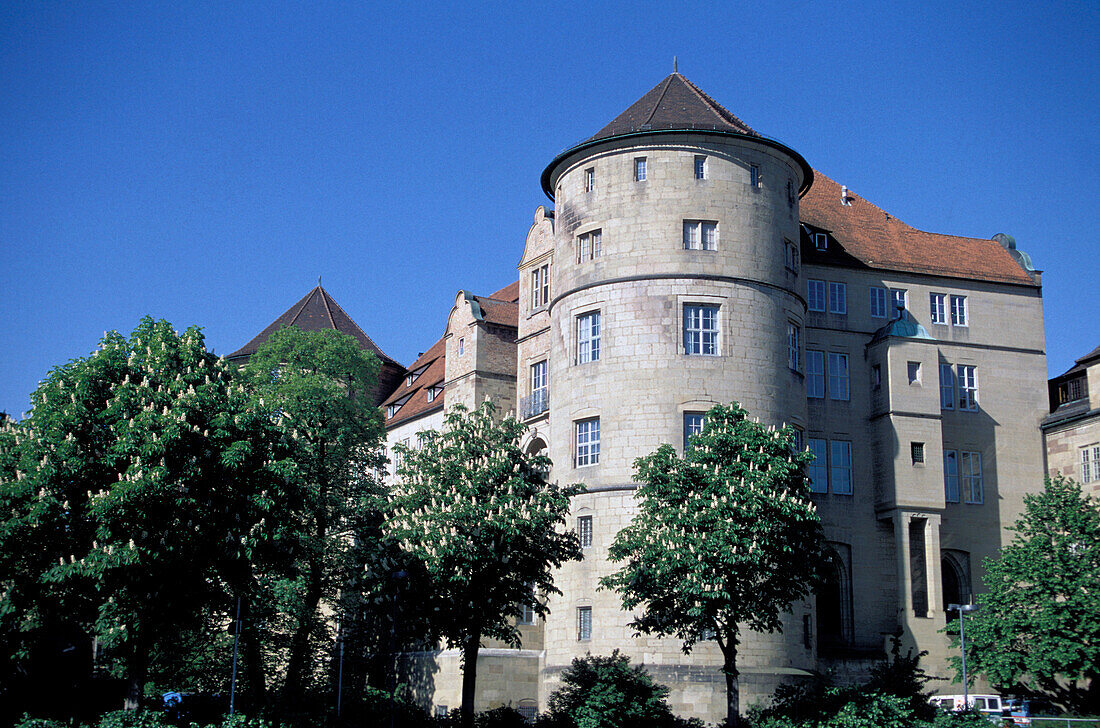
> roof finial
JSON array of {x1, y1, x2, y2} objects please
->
[
  {"x1": 673, "y1": 56, "x2": 678, "y2": 73},
  {"x1": 317, "y1": 275, "x2": 322, "y2": 288}
]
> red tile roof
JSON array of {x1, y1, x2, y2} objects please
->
[
  {"x1": 382, "y1": 336, "x2": 446, "y2": 428},
  {"x1": 800, "y1": 171, "x2": 1037, "y2": 287},
  {"x1": 227, "y1": 286, "x2": 401, "y2": 363}
]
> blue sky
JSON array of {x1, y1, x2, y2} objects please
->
[{"x1": 2, "y1": 1, "x2": 1097, "y2": 417}]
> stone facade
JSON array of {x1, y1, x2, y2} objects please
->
[
  {"x1": 1042, "y1": 345, "x2": 1100, "y2": 499},
  {"x1": 379, "y1": 73, "x2": 1049, "y2": 723}
]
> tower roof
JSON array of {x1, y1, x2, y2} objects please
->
[
  {"x1": 227, "y1": 285, "x2": 399, "y2": 365},
  {"x1": 543, "y1": 73, "x2": 810, "y2": 198},
  {"x1": 586, "y1": 73, "x2": 760, "y2": 143}
]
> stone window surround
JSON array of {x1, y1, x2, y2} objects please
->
[
  {"x1": 572, "y1": 301, "x2": 604, "y2": 365},
  {"x1": 676, "y1": 293, "x2": 725, "y2": 358}
]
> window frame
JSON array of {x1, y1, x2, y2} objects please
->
[
  {"x1": 957, "y1": 365, "x2": 978, "y2": 411},
  {"x1": 575, "y1": 418, "x2": 600, "y2": 467},
  {"x1": 578, "y1": 514, "x2": 593, "y2": 548},
  {"x1": 787, "y1": 322, "x2": 801, "y2": 372},
  {"x1": 584, "y1": 167, "x2": 595, "y2": 192},
  {"x1": 806, "y1": 350, "x2": 825, "y2": 399},
  {"x1": 891, "y1": 288, "x2": 908, "y2": 314},
  {"x1": 828, "y1": 281, "x2": 847, "y2": 315},
  {"x1": 870, "y1": 287, "x2": 888, "y2": 319},
  {"x1": 530, "y1": 264, "x2": 550, "y2": 310},
  {"x1": 683, "y1": 304, "x2": 720, "y2": 356},
  {"x1": 684, "y1": 412, "x2": 706, "y2": 450},
  {"x1": 634, "y1": 157, "x2": 647, "y2": 182},
  {"x1": 531, "y1": 360, "x2": 548, "y2": 406},
  {"x1": 785, "y1": 239, "x2": 799, "y2": 272},
  {"x1": 1081, "y1": 445, "x2": 1100, "y2": 484},
  {"x1": 961, "y1": 451, "x2": 983, "y2": 504},
  {"x1": 750, "y1": 164, "x2": 760, "y2": 187},
  {"x1": 930, "y1": 293, "x2": 947, "y2": 325},
  {"x1": 576, "y1": 311, "x2": 601, "y2": 364},
  {"x1": 694, "y1": 155, "x2": 707, "y2": 180},
  {"x1": 951, "y1": 295, "x2": 968, "y2": 327},
  {"x1": 830, "y1": 440, "x2": 853, "y2": 495},
  {"x1": 944, "y1": 449, "x2": 960, "y2": 502},
  {"x1": 808, "y1": 438, "x2": 828, "y2": 493},
  {"x1": 827, "y1": 352, "x2": 850, "y2": 401},
  {"x1": 808, "y1": 279, "x2": 826, "y2": 313},
  {"x1": 940, "y1": 363, "x2": 955, "y2": 410},
  {"x1": 576, "y1": 229, "x2": 602, "y2": 263},
  {"x1": 683, "y1": 220, "x2": 718, "y2": 251},
  {"x1": 577, "y1": 606, "x2": 592, "y2": 641}
]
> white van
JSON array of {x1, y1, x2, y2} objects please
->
[{"x1": 930, "y1": 694, "x2": 1004, "y2": 720}]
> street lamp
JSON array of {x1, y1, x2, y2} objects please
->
[{"x1": 948, "y1": 603, "x2": 979, "y2": 710}]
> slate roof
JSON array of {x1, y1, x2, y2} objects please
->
[
  {"x1": 382, "y1": 336, "x2": 446, "y2": 428},
  {"x1": 587, "y1": 72, "x2": 760, "y2": 142},
  {"x1": 227, "y1": 286, "x2": 399, "y2": 364},
  {"x1": 800, "y1": 171, "x2": 1038, "y2": 287},
  {"x1": 470, "y1": 280, "x2": 520, "y2": 329}
]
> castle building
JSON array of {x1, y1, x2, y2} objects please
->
[
  {"x1": 369, "y1": 73, "x2": 1046, "y2": 722},
  {"x1": 1042, "y1": 344, "x2": 1100, "y2": 499}
]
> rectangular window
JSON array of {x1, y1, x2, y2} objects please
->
[
  {"x1": 530, "y1": 264, "x2": 550, "y2": 309},
  {"x1": 958, "y1": 365, "x2": 978, "y2": 411},
  {"x1": 575, "y1": 418, "x2": 600, "y2": 467},
  {"x1": 808, "y1": 438, "x2": 828, "y2": 493},
  {"x1": 827, "y1": 353, "x2": 850, "y2": 401},
  {"x1": 961, "y1": 451, "x2": 983, "y2": 504},
  {"x1": 683, "y1": 220, "x2": 717, "y2": 250},
  {"x1": 813, "y1": 233, "x2": 828, "y2": 251},
  {"x1": 944, "y1": 449, "x2": 960, "y2": 502},
  {"x1": 911, "y1": 442, "x2": 925, "y2": 464},
  {"x1": 518, "y1": 600, "x2": 536, "y2": 625},
  {"x1": 807, "y1": 280, "x2": 826, "y2": 312},
  {"x1": 695, "y1": 155, "x2": 707, "y2": 180},
  {"x1": 940, "y1": 363, "x2": 955, "y2": 410},
  {"x1": 951, "y1": 295, "x2": 968, "y2": 326},
  {"x1": 634, "y1": 157, "x2": 647, "y2": 181},
  {"x1": 584, "y1": 167, "x2": 595, "y2": 192},
  {"x1": 578, "y1": 515, "x2": 593, "y2": 548},
  {"x1": 930, "y1": 293, "x2": 947, "y2": 325},
  {"x1": 684, "y1": 304, "x2": 719, "y2": 355},
  {"x1": 828, "y1": 282, "x2": 847, "y2": 315},
  {"x1": 785, "y1": 239, "x2": 799, "y2": 272},
  {"x1": 577, "y1": 606, "x2": 592, "y2": 641},
  {"x1": 908, "y1": 361, "x2": 921, "y2": 385},
  {"x1": 458, "y1": 338, "x2": 465, "y2": 356},
  {"x1": 787, "y1": 323, "x2": 801, "y2": 371},
  {"x1": 750, "y1": 164, "x2": 760, "y2": 187},
  {"x1": 870, "y1": 287, "x2": 888, "y2": 318},
  {"x1": 806, "y1": 350, "x2": 825, "y2": 399},
  {"x1": 871, "y1": 364, "x2": 881, "y2": 390},
  {"x1": 684, "y1": 413, "x2": 706, "y2": 450},
  {"x1": 891, "y1": 288, "x2": 908, "y2": 313},
  {"x1": 530, "y1": 360, "x2": 548, "y2": 415},
  {"x1": 1081, "y1": 445, "x2": 1100, "y2": 483},
  {"x1": 830, "y1": 441, "x2": 853, "y2": 494},
  {"x1": 577, "y1": 229, "x2": 602, "y2": 262},
  {"x1": 577, "y1": 312, "x2": 601, "y2": 364}
]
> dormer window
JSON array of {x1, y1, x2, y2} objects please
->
[
  {"x1": 386, "y1": 393, "x2": 413, "y2": 419},
  {"x1": 406, "y1": 373, "x2": 419, "y2": 387},
  {"x1": 387, "y1": 404, "x2": 400, "y2": 419},
  {"x1": 813, "y1": 233, "x2": 827, "y2": 251},
  {"x1": 426, "y1": 385, "x2": 443, "y2": 403}
]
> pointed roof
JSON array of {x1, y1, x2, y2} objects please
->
[
  {"x1": 587, "y1": 73, "x2": 760, "y2": 143},
  {"x1": 543, "y1": 73, "x2": 810, "y2": 198},
  {"x1": 227, "y1": 286, "x2": 399, "y2": 364}
]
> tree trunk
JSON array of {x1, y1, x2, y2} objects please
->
[
  {"x1": 460, "y1": 630, "x2": 481, "y2": 728},
  {"x1": 242, "y1": 594, "x2": 268, "y2": 709},
  {"x1": 123, "y1": 632, "x2": 148, "y2": 711},
  {"x1": 720, "y1": 638, "x2": 740, "y2": 728}
]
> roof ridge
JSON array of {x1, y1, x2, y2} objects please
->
[
  {"x1": 287, "y1": 288, "x2": 318, "y2": 327},
  {"x1": 317, "y1": 286, "x2": 338, "y2": 329},
  {"x1": 677, "y1": 74, "x2": 736, "y2": 129},
  {"x1": 643, "y1": 74, "x2": 676, "y2": 126},
  {"x1": 322, "y1": 289, "x2": 400, "y2": 364}
]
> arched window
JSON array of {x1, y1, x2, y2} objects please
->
[
  {"x1": 941, "y1": 550, "x2": 971, "y2": 611},
  {"x1": 816, "y1": 544, "x2": 853, "y2": 649}
]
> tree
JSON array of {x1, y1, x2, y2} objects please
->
[
  {"x1": 601, "y1": 402, "x2": 826, "y2": 728},
  {"x1": 0, "y1": 317, "x2": 285, "y2": 712},
  {"x1": 240, "y1": 325, "x2": 387, "y2": 709},
  {"x1": 543, "y1": 650, "x2": 700, "y2": 728},
  {"x1": 957, "y1": 475, "x2": 1100, "y2": 713},
  {"x1": 385, "y1": 401, "x2": 583, "y2": 728}
]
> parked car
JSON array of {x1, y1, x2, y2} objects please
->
[
  {"x1": 1002, "y1": 698, "x2": 1058, "y2": 726},
  {"x1": 930, "y1": 694, "x2": 1004, "y2": 721}
]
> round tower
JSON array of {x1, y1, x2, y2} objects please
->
[{"x1": 539, "y1": 73, "x2": 814, "y2": 721}]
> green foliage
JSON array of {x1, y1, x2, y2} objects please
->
[
  {"x1": 957, "y1": 476, "x2": 1100, "y2": 713},
  {"x1": 0, "y1": 317, "x2": 286, "y2": 708},
  {"x1": 386, "y1": 401, "x2": 583, "y2": 724},
  {"x1": 542, "y1": 651, "x2": 701, "y2": 728},
  {"x1": 96, "y1": 710, "x2": 169, "y2": 728},
  {"x1": 601, "y1": 403, "x2": 825, "y2": 726}
]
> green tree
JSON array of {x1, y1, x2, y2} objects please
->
[
  {"x1": 958, "y1": 475, "x2": 1100, "y2": 713},
  {"x1": 542, "y1": 650, "x2": 700, "y2": 728},
  {"x1": 601, "y1": 403, "x2": 825, "y2": 728},
  {"x1": 0, "y1": 317, "x2": 285, "y2": 711},
  {"x1": 241, "y1": 326, "x2": 386, "y2": 709},
  {"x1": 385, "y1": 401, "x2": 583, "y2": 728}
]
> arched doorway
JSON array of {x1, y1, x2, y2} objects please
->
[{"x1": 816, "y1": 545, "x2": 853, "y2": 648}]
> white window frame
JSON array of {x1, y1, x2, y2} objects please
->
[
  {"x1": 584, "y1": 167, "x2": 594, "y2": 192},
  {"x1": 930, "y1": 293, "x2": 947, "y2": 325},
  {"x1": 683, "y1": 220, "x2": 717, "y2": 250},
  {"x1": 787, "y1": 322, "x2": 801, "y2": 371},
  {"x1": 458, "y1": 338, "x2": 465, "y2": 356},
  {"x1": 578, "y1": 515, "x2": 593, "y2": 548},
  {"x1": 577, "y1": 606, "x2": 592, "y2": 641},
  {"x1": 827, "y1": 352, "x2": 850, "y2": 401},
  {"x1": 907, "y1": 361, "x2": 922, "y2": 385},
  {"x1": 577, "y1": 229, "x2": 602, "y2": 262},
  {"x1": 531, "y1": 360, "x2": 548, "y2": 405},
  {"x1": 1081, "y1": 445, "x2": 1100, "y2": 484},
  {"x1": 830, "y1": 440, "x2": 853, "y2": 494},
  {"x1": 695, "y1": 155, "x2": 707, "y2": 180},
  {"x1": 961, "y1": 451, "x2": 983, "y2": 504},
  {"x1": 806, "y1": 350, "x2": 825, "y2": 399},
  {"x1": 683, "y1": 304, "x2": 719, "y2": 355},
  {"x1": 634, "y1": 157, "x2": 647, "y2": 182},
  {"x1": 891, "y1": 288, "x2": 908, "y2": 314},
  {"x1": 576, "y1": 311, "x2": 601, "y2": 364},
  {"x1": 944, "y1": 449, "x2": 960, "y2": 502},
  {"x1": 684, "y1": 412, "x2": 706, "y2": 450},
  {"x1": 812, "y1": 233, "x2": 827, "y2": 251},
  {"x1": 530, "y1": 264, "x2": 550, "y2": 310},
  {"x1": 957, "y1": 365, "x2": 978, "y2": 411},
  {"x1": 951, "y1": 295, "x2": 968, "y2": 327},
  {"x1": 940, "y1": 363, "x2": 955, "y2": 410},
  {"x1": 828, "y1": 281, "x2": 847, "y2": 315},
  {"x1": 575, "y1": 418, "x2": 600, "y2": 467},
  {"x1": 808, "y1": 279, "x2": 826, "y2": 312},
  {"x1": 808, "y1": 438, "x2": 828, "y2": 493},
  {"x1": 870, "y1": 287, "x2": 888, "y2": 319}
]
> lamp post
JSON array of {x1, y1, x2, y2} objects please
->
[{"x1": 948, "y1": 603, "x2": 979, "y2": 710}]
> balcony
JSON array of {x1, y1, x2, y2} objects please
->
[{"x1": 521, "y1": 389, "x2": 549, "y2": 419}]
